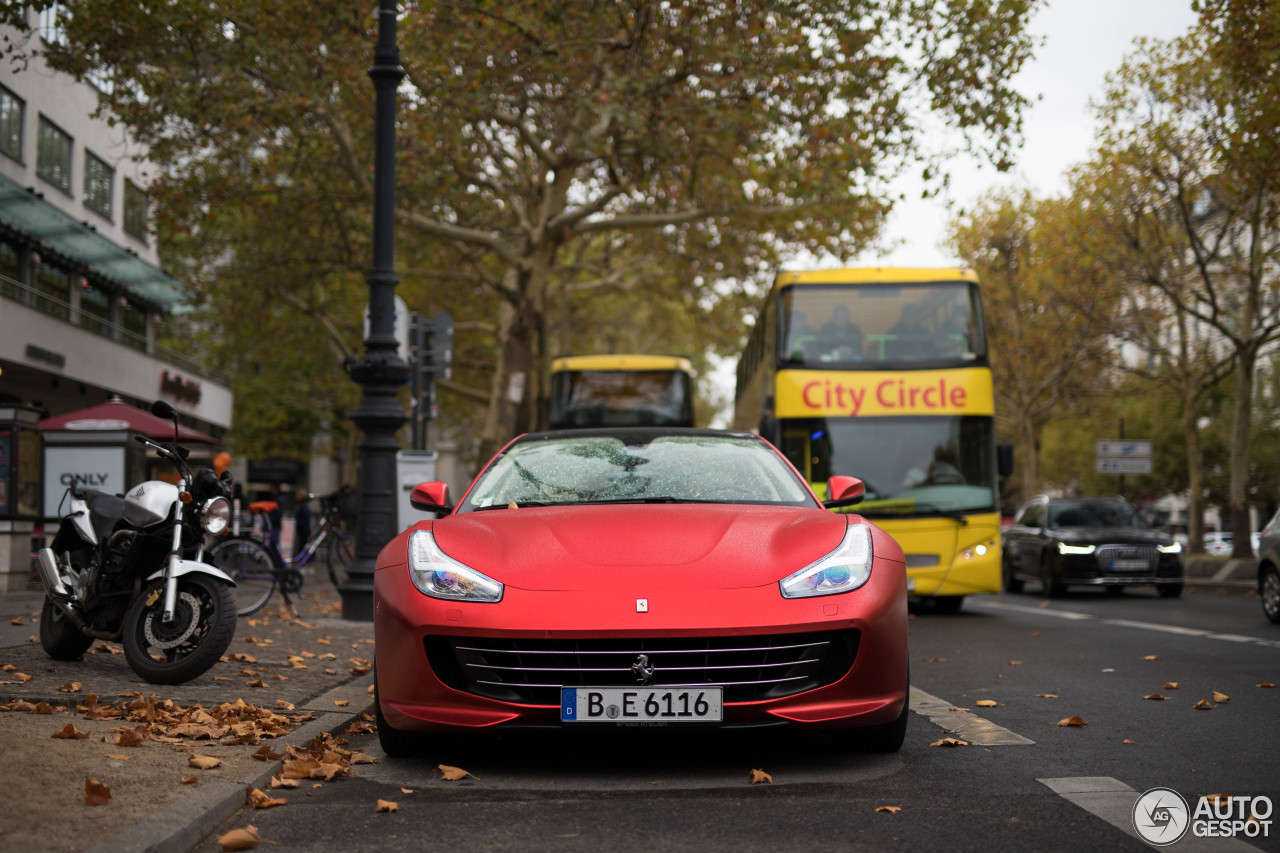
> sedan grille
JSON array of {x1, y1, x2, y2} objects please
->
[
  {"x1": 424, "y1": 631, "x2": 859, "y2": 705},
  {"x1": 1094, "y1": 544, "x2": 1158, "y2": 574}
]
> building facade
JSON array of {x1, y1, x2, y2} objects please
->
[{"x1": 0, "y1": 7, "x2": 232, "y2": 589}]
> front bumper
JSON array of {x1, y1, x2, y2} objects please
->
[{"x1": 373, "y1": 557, "x2": 908, "y2": 734}]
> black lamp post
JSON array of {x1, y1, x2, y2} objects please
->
[{"x1": 340, "y1": 0, "x2": 408, "y2": 621}]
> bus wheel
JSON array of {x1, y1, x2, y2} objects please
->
[{"x1": 932, "y1": 596, "x2": 964, "y2": 614}]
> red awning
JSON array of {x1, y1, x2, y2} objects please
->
[{"x1": 38, "y1": 400, "x2": 219, "y2": 445}]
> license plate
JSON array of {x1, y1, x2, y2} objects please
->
[
  {"x1": 561, "y1": 687, "x2": 723, "y2": 723},
  {"x1": 1109, "y1": 559, "x2": 1148, "y2": 570}
]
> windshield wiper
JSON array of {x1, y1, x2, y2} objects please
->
[{"x1": 858, "y1": 502, "x2": 970, "y2": 525}]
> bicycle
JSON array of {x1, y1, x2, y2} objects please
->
[{"x1": 206, "y1": 487, "x2": 354, "y2": 617}]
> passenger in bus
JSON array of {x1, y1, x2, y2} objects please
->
[
  {"x1": 816, "y1": 304, "x2": 864, "y2": 361},
  {"x1": 885, "y1": 303, "x2": 930, "y2": 359}
]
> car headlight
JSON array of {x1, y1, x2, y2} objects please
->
[
  {"x1": 201, "y1": 497, "x2": 231, "y2": 535},
  {"x1": 1058, "y1": 542, "x2": 1096, "y2": 555},
  {"x1": 780, "y1": 524, "x2": 873, "y2": 599},
  {"x1": 408, "y1": 530, "x2": 503, "y2": 602},
  {"x1": 1157, "y1": 541, "x2": 1182, "y2": 554}
]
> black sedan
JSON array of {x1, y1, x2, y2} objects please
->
[{"x1": 1002, "y1": 495, "x2": 1183, "y2": 597}]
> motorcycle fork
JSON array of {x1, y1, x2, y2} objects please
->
[{"x1": 161, "y1": 497, "x2": 184, "y2": 624}]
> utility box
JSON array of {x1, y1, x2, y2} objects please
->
[{"x1": 396, "y1": 450, "x2": 439, "y2": 532}]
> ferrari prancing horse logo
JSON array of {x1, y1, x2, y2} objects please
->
[{"x1": 636, "y1": 598, "x2": 648, "y2": 613}]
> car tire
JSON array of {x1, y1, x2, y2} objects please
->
[
  {"x1": 835, "y1": 683, "x2": 909, "y2": 753},
  {"x1": 1003, "y1": 555, "x2": 1024, "y2": 594},
  {"x1": 1105, "y1": 585, "x2": 1125, "y2": 597},
  {"x1": 1040, "y1": 558, "x2": 1065, "y2": 597},
  {"x1": 374, "y1": 666, "x2": 426, "y2": 758},
  {"x1": 1157, "y1": 583, "x2": 1183, "y2": 599},
  {"x1": 931, "y1": 596, "x2": 965, "y2": 614},
  {"x1": 1260, "y1": 566, "x2": 1280, "y2": 624}
]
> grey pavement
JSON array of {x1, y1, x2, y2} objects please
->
[{"x1": 0, "y1": 582, "x2": 375, "y2": 853}]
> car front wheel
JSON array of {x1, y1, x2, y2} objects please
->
[{"x1": 1262, "y1": 565, "x2": 1280, "y2": 624}]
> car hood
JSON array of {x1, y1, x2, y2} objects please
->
[
  {"x1": 1057, "y1": 528, "x2": 1174, "y2": 547},
  {"x1": 430, "y1": 504, "x2": 851, "y2": 591}
]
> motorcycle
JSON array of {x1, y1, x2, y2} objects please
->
[{"x1": 35, "y1": 400, "x2": 239, "y2": 684}]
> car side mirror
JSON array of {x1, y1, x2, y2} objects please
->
[
  {"x1": 410, "y1": 482, "x2": 453, "y2": 513},
  {"x1": 823, "y1": 475, "x2": 865, "y2": 509}
]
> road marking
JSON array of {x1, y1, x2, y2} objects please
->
[
  {"x1": 1039, "y1": 777, "x2": 1263, "y2": 851},
  {"x1": 909, "y1": 686, "x2": 1034, "y2": 745},
  {"x1": 975, "y1": 600, "x2": 1280, "y2": 649},
  {"x1": 977, "y1": 600, "x2": 1096, "y2": 619}
]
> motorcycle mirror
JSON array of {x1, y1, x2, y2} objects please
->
[{"x1": 151, "y1": 400, "x2": 177, "y2": 420}]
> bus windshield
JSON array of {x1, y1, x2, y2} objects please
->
[
  {"x1": 780, "y1": 281, "x2": 985, "y2": 366},
  {"x1": 780, "y1": 415, "x2": 997, "y2": 516},
  {"x1": 548, "y1": 368, "x2": 693, "y2": 429}
]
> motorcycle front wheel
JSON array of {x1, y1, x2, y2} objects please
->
[{"x1": 122, "y1": 574, "x2": 237, "y2": 685}]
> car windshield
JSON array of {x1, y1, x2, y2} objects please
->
[
  {"x1": 459, "y1": 432, "x2": 817, "y2": 511},
  {"x1": 1048, "y1": 500, "x2": 1146, "y2": 529}
]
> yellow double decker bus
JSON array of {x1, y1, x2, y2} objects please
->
[
  {"x1": 548, "y1": 354, "x2": 695, "y2": 429},
  {"x1": 734, "y1": 267, "x2": 1012, "y2": 612}
]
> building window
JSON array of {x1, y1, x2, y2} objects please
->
[
  {"x1": 39, "y1": 4, "x2": 66, "y2": 45},
  {"x1": 121, "y1": 296, "x2": 147, "y2": 351},
  {"x1": 84, "y1": 151, "x2": 114, "y2": 218},
  {"x1": 79, "y1": 281, "x2": 112, "y2": 336},
  {"x1": 37, "y1": 116, "x2": 73, "y2": 193},
  {"x1": 33, "y1": 262, "x2": 71, "y2": 320},
  {"x1": 0, "y1": 85, "x2": 22, "y2": 161},
  {"x1": 124, "y1": 179, "x2": 149, "y2": 240},
  {"x1": 0, "y1": 239, "x2": 20, "y2": 303}
]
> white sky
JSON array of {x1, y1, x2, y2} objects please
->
[{"x1": 853, "y1": 0, "x2": 1200, "y2": 267}]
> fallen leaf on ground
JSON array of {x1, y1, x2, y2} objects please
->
[
  {"x1": 52, "y1": 723, "x2": 89, "y2": 740},
  {"x1": 57, "y1": 682, "x2": 82, "y2": 693},
  {"x1": 1164, "y1": 682, "x2": 1179, "y2": 690},
  {"x1": 1007, "y1": 660, "x2": 1022, "y2": 665},
  {"x1": 1123, "y1": 739, "x2": 1135, "y2": 744},
  {"x1": 252, "y1": 745, "x2": 285, "y2": 761},
  {"x1": 1056, "y1": 716, "x2": 1086, "y2": 727},
  {"x1": 1193, "y1": 699, "x2": 1213, "y2": 710},
  {"x1": 105, "y1": 753, "x2": 130, "y2": 761},
  {"x1": 1258, "y1": 682, "x2": 1276, "y2": 688},
  {"x1": 931, "y1": 737, "x2": 969, "y2": 747},
  {"x1": 975, "y1": 700, "x2": 998, "y2": 708},
  {"x1": 246, "y1": 787, "x2": 288, "y2": 809},
  {"x1": 748, "y1": 769, "x2": 772, "y2": 784},
  {"x1": 85, "y1": 778, "x2": 111, "y2": 805},
  {"x1": 181, "y1": 776, "x2": 198, "y2": 784},
  {"x1": 1206, "y1": 793, "x2": 1232, "y2": 807},
  {"x1": 921, "y1": 657, "x2": 945, "y2": 662},
  {"x1": 1036, "y1": 693, "x2": 1058, "y2": 699},
  {"x1": 436, "y1": 764, "x2": 474, "y2": 782},
  {"x1": 376, "y1": 799, "x2": 399, "y2": 813},
  {"x1": 1144, "y1": 655, "x2": 1159, "y2": 661},
  {"x1": 1144, "y1": 694, "x2": 1168, "y2": 701},
  {"x1": 400, "y1": 787, "x2": 415, "y2": 794},
  {"x1": 1212, "y1": 691, "x2": 1230, "y2": 704},
  {"x1": 189, "y1": 755, "x2": 222, "y2": 770},
  {"x1": 334, "y1": 700, "x2": 350, "y2": 707},
  {"x1": 217, "y1": 825, "x2": 261, "y2": 851},
  {"x1": 1031, "y1": 631, "x2": 1041, "y2": 637},
  {"x1": 104, "y1": 725, "x2": 148, "y2": 746},
  {"x1": 269, "y1": 776, "x2": 299, "y2": 789},
  {"x1": 876, "y1": 806, "x2": 902, "y2": 813}
]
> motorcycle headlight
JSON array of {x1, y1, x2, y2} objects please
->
[
  {"x1": 780, "y1": 524, "x2": 873, "y2": 599},
  {"x1": 408, "y1": 530, "x2": 503, "y2": 602},
  {"x1": 201, "y1": 497, "x2": 232, "y2": 535}
]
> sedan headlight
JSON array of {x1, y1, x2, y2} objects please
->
[
  {"x1": 1058, "y1": 542, "x2": 1096, "y2": 555},
  {"x1": 408, "y1": 530, "x2": 503, "y2": 602},
  {"x1": 780, "y1": 524, "x2": 873, "y2": 599},
  {"x1": 201, "y1": 497, "x2": 231, "y2": 535},
  {"x1": 1157, "y1": 542, "x2": 1182, "y2": 554}
]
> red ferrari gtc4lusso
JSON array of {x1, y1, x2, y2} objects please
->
[{"x1": 373, "y1": 428, "x2": 908, "y2": 755}]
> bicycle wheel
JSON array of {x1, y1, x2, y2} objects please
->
[
  {"x1": 206, "y1": 536, "x2": 278, "y2": 616},
  {"x1": 326, "y1": 531, "x2": 353, "y2": 587}
]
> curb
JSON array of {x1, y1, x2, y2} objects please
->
[{"x1": 86, "y1": 677, "x2": 375, "y2": 853}]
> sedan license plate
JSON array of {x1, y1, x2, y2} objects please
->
[
  {"x1": 561, "y1": 687, "x2": 723, "y2": 724},
  {"x1": 1109, "y1": 559, "x2": 1148, "y2": 571}
]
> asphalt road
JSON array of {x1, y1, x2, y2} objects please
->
[{"x1": 186, "y1": 585, "x2": 1279, "y2": 853}]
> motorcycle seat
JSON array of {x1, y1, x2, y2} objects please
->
[{"x1": 77, "y1": 489, "x2": 126, "y2": 543}]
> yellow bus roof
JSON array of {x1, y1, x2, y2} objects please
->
[
  {"x1": 774, "y1": 267, "x2": 978, "y2": 288},
  {"x1": 551, "y1": 354, "x2": 694, "y2": 373}
]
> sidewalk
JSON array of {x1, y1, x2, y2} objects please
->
[{"x1": 0, "y1": 584, "x2": 375, "y2": 853}]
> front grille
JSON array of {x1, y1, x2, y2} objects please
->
[
  {"x1": 425, "y1": 631, "x2": 859, "y2": 705},
  {"x1": 1094, "y1": 544, "x2": 1158, "y2": 574}
]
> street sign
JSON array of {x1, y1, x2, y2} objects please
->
[
  {"x1": 1095, "y1": 457, "x2": 1152, "y2": 475},
  {"x1": 1095, "y1": 440, "x2": 1152, "y2": 458}
]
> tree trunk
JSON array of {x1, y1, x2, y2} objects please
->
[
  {"x1": 1229, "y1": 346, "x2": 1256, "y2": 558},
  {"x1": 1180, "y1": 390, "x2": 1205, "y2": 553}
]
